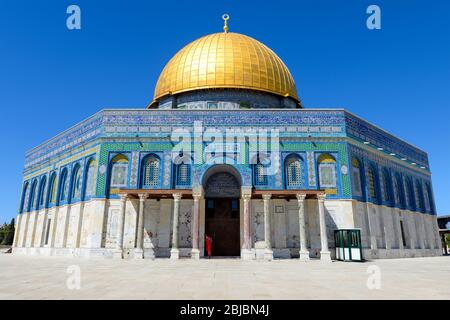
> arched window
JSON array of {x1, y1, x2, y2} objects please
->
[
  {"x1": 84, "y1": 159, "x2": 96, "y2": 198},
  {"x1": 37, "y1": 176, "x2": 47, "y2": 208},
  {"x1": 367, "y1": 165, "x2": 377, "y2": 200},
  {"x1": 142, "y1": 155, "x2": 160, "y2": 188},
  {"x1": 71, "y1": 164, "x2": 82, "y2": 200},
  {"x1": 425, "y1": 183, "x2": 434, "y2": 214},
  {"x1": 19, "y1": 182, "x2": 29, "y2": 213},
  {"x1": 406, "y1": 178, "x2": 415, "y2": 210},
  {"x1": 109, "y1": 154, "x2": 129, "y2": 194},
  {"x1": 28, "y1": 180, "x2": 38, "y2": 211},
  {"x1": 47, "y1": 173, "x2": 57, "y2": 206},
  {"x1": 393, "y1": 174, "x2": 404, "y2": 207},
  {"x1": 381, "y1": 169, "x2": 391, "y2": 202},
  {"x1": 176, "y1": 163, "x2": 191, "y2": 187},
  {"x1": 351, "y1": 158, "x2": 363, "y2": 196},
  {"x1": 423, "y1": 183, "x2": 431, "y2": 212},
  {"x1": 174, "y1": 154, "x2": 192, "y2": 188},
  {"x1": 415, "y1": 180, "x2": 424, "y2": 212},
  {"x1": 285, "y1": 155, "x2": 302, "y2": 188},
  {"x1": 59, "y1": 168, "x2": 69, "y2": 203},
  {"x1": 318, "y1": 154, "x2": 337, "y2": 189},
  {"x1": 254, "y1": 162, "x2": 267, "y2": 186}
]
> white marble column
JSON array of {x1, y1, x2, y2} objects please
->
[
  {"x1": 296, "y1": 194, "x2": 310, "y2": 261},
  {"x1": 134, "y1": 193, "x2": 147, "y2": 259},
  {"x1": 262, "y1": 194, "x2": 273, "y2": 260},
  {"x1": 113, "y1": 194, "x2": 127, "y2": 259},
  {"x1": 318, "y1": 194, "x2": 332, "y2": 262},
  {"x1": 170, "y1": 193, "x2": 182, "y2": 260},
  {"x1": 241, "y1": 193, "x2": 253, "y2": 260},
  {"x1": 191, "y1": 192, "x2": 201, "y2": 259}
]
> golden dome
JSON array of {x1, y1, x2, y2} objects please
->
[{"x1": 151, "y1": 32, "x2": 299, "y2": 106}]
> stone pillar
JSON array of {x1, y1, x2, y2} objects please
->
[
  {"x1": 75, "y1": 203, "x2": 85, "y2": 249},
  {"x1": 50, "y1": 208, "x2": 59, "y2": 248},
  {"x1": 39, "y1": 209, "x2": 49, "y2": 247},
  {"x1": 415, "y1": 213, "x2": 425, "y2": 250},
  {"x1": 134, "y1": 194, "x2": 147, "y2": 259},
  {"x1": 296, "y1": 194, "x2": 310, "y2": 261},
  {"x1": 22, "y1": 212, "x2": 30, "y2": 247},
  {"x1": 30, "y1": 211, "x2": 39, "y2": 248},
  {"x1": 113, "y1": 194, "x2": 127, "y2": 259},
  {"x1": 62, "y1": 205, "x2": 72, "y2": 248},
  {"x1": 191, "y1": 192, "x2": 201, "y2": 260},
  {"x1": 262, "y1": 194, "x2": 273, "y2": 260},
  {"x1": 395, "y1": 209, "x2": 404, "y2": 250},
  {"x1": 12, "y1": 214, "x2": 22, "y2": 248},
  {"x1": 407, "y1": 212, "x2": 416, "y2": 250},
  {"x1": 366, "y1": 203, "x2": 377, "y2": 250},
  {"x1": 433, "y1": 217, "x2": 442, "y2": 251},
  {"x1": 318, "y1": 194, "x2": 332, "y2": 262},
  {"x1": 241, "y1": 193, "x2": 253, "y2": 260},
  {"x1": 170, "y1": 193, "x2": 182, "y2": 260}
]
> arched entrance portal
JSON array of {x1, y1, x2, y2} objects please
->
[{"x1": 203, "y1": 166, "x2": 241, "y2": 257}]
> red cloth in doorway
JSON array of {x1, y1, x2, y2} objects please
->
[{"x1": 205, "y1": 235, "x2": 213, "y2": 257}]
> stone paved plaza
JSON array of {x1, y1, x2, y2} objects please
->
[{"x1": 0, "y1": 255, "x2": 449, "y2": 300}]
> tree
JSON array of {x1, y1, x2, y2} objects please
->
[
  {"x1": 0, "y1": 219, "x2": 15, "y2": 246},
  {"x1": 0, "y1": 222, "x2": 7, "y2": 244}
]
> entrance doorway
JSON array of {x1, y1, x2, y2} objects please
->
[
  {"x1": 203, "y1": 167, "x2": 241, "y2": 257},
  {"x1": 205, "y1": 198, "x2": 240, "y2": 256}
]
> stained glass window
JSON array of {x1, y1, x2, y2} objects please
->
[
  {"x1": 59, "y1": 169, "x2": 69, "y2": 202},
  {"x1": 85, "y1": 160, "x2": 96, "y2": 198},
  {"x1": 254, "y1": 163, "x2": 267, "y2": 186},
  {"x1": 143, "y1": 156, "x2": 159, "y2": 187},
  {"x1": 20, "y1": 182, "x2": 29, "y2": 213},
  {"x1": 28, "y1": 180, "x2": 37, "y2": 211},
  {"x1": 406, "y1": 179, "x2": 415, "y2": 209},
  {"x1": 367, "y1": 166, "x2": 377, "y2": 199},
  {"x1": 351, "y1": 158, "x2": 362, "y2": 196},
  {"x1": 176, "y1": 163, "x2": 191, "y2": 186},
  {"x1": 38, "y1": 176, "x2": 47, "y2": 207},
  {"x1": 72, "y1": 166, "x2": 82, "y2": 199},
  {"x1": 48, "y1": 173, "x2": 57, "y2": 205},
  {"x1": 424, "y1": 185, "x2": 430, "y2": 211},
  {"x1": 415, "y1": 181, "x2": 424, "y2": 211},
  {"x1": 394, "y1": 176, "x2": 401, "y2": 205},
  {"x1": 286, "y1": 156, "x2": 302, "y2": 187},
  {"x1": 382, "y1": 170, "x2": 391, "y2": 202}
]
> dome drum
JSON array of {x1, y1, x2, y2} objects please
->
[{"x1": 154, "y1": 88, "x2": 299, "y2": 110}]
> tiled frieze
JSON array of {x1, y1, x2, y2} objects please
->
[{"x1": 345, "y1": 113, "x2": 428, "y2": 168}]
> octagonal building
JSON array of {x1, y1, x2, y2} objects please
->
[{"x1": 12, "y1": 20, "x2": 442, "y2": 261}]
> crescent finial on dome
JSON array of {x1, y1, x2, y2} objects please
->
[{"x1": 222, "y1": 14, "x2": 229, "y2": 33}]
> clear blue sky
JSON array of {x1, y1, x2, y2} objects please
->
[{"x1": 1, "y1": 0, "x2": 449, "y2": 223}]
